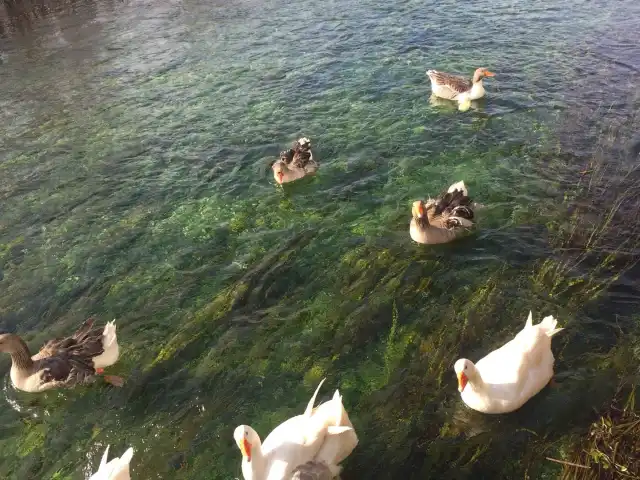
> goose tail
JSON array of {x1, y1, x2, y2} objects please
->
[
  {"x1": 102, "y1": 320, "x2": 117, "y2": 349},
  {"x1": 303, "y1": 378, "x2": 325, "y2": 418},
  {"x1": 539, "y1": 315, "x2": 564, "y2": 337},
  {"x1": 447, "y1": 180, "x2": 468, "y2": 196},
  {"x1": 119, "y1": 447, "x2": 134, "y2": 466}
]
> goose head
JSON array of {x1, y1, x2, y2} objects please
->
[
  {"x1": 472, "y1": 67, "x2": 495, "y2": 83},
  {"x1": 454, "y1": 358, "x2": 479, "y2": 392},
  {"x1": 0, "y1": 333, "x2": 25, "y2": 354},
  {"x1": 233, "y1": 425, "x2": 261, "y2": 463},
  {"x1": 411, "y1": 200, "x2": 426, "y2": 219},
  {"x1": 272, "y1": 160, "x2": 289, "y2": 184},
  {"x1": 411, "y1": 200, "x2": 431, "y2": 226}
]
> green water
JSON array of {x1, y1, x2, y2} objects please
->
[{"x1": 1, "y1": 0, "x2": 640, "y2": 478}]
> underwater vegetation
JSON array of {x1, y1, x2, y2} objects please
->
[
  {"x1": 2, "y1": 105, "x2": 638, "y2": 479},
  {"x1": 1, "y1": 0, "x2": 639, "y2": 478}
]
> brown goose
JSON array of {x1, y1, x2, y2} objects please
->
[
  {"x1": 426, "y1": 68, "x2": 495, "y2": 111},
  {"x1": 410, "y1": 180, "x2": 476, "y2": 245},
  {"x1": 272, "y1": 137, "x2": 318, "y2": 184},
  {"x1": 0, "y1": 318, "x2": 123, "y2": 392}
]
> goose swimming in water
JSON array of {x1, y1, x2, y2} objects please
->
[
  {"x1": 272, "y1": 137, "x2": 318, "y2": 184},
  {"x1": 410, "y1": 180, "x2": 476, "y2": 245},
  {"x1": 426, "y1": 67, "x2": 495, "y2": 111},
  {"x1": 234, "y1": 379, "x2": 355, "y2": 480},
  {"x1": 454, "y1": 311, "x2": 564, "y2": 414},
  {"x1": 0, "y1": 318, "x2": 123, "y2": 392}
]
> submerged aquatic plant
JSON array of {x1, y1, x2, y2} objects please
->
[
  {"x1": 531, "y1": 104, "x2": 640, "y2": 309},
  {"x1": 558, "y1": 386, "x2": 639, "y2": 480}
]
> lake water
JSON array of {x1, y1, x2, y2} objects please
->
[{"x1": 1, "y1": 0, "x2": 639, "y2": 478}]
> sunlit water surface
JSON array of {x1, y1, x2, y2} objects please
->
[{"x1": 1, "y1": 0, "x2": 639, "y2": 478}]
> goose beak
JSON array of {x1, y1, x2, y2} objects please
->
[
  {"x1": 412, "y1": 201, "x2": 425, "y2": 218},
  {"x1": 457, "y1": 371, "x2": 468, "y2": 392},
  {"x1": 239, "y1": 438, "x2": 252, "y2": 462},
  {"x1": 483, "y1": 70, "x2": 495, "y2": 77}
]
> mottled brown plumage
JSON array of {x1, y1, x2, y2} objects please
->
[
  {"x1": 410, "y1": 181, "x2": 477, "y2": 245},
  {"x1": 426, "y1": 68, "x2": 495, "y2": 109},
  {"x1": 0, "y1": 318, "x2": 123, "y2": 392},
  {"x1": 427, "y1": 70, "x2": 473, "y2": 95},
  {"x1": 290, "y1": 138, "x2": 314, "y2": 169},
  {"x1": 272, "y1": 137, "x2": 318, "y2": 184}
]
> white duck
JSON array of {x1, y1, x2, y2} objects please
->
[
  {"x1": 426, "y1": 67, "x2": 495, "y2": 111},
  {"x1": 89, "y1": 445, "x2": 134, "y2": 480},
  {"x1": 234, "y1": 379, "x2": 352, "y2": 480},
  {"x1": 454, "y1": 312, "x2": 564, "y2": 414}
]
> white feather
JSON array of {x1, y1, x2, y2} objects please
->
[
  {"x1": 92, "y1": 320, "x2": 120, "y2": 369},
  {"x1": 447, "y1": 181, "x2": 468, "y2": 196},
  {"x1": 454, "y1": 311, "x2": 564, "y2": 414},
  {"x1": 89, "y1": 446, "x2": 133, "y2": 480}
]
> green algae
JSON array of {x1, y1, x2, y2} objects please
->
[{"x1": 0, "y1": 0, "x2": 639, "y2": 479}]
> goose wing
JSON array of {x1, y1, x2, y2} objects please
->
[
  {"x1": 36, "y1": 317, "x2": 104, "y2": 360},
  {"x1": 427, "y1": 70, "x2": 473, "y2": 95}
]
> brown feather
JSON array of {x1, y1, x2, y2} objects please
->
[
  {"x1": 429, "y1": 70, "x2": 472, "y2": 94},
  {"x1": 37, "y1": 318, "x2": 105, "y2": 361},
  {"x1": 290, "y1": 141, "x2": 314, "y2": 169},
  {"x1": 424, "y1": 188, "x2": 474, "y2": 230},
  {"x1": 32, "y1": 318, "x2": 105, "y2": 388},
  {"x1": 37, "y1": 352, "x2": 97, "y2": 386}
]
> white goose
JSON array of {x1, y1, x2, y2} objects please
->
[
  {"x1": 89, "y1": 445, "x2": 134, "y2": 480},
  {"x1": 234, "y1": 379, "x2": 352, "y2": 480},
  {"x1": 454, "y1": 312, "x2": 564, "y2": 414}
]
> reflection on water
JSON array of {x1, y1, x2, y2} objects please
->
[
  {"x1": 2, "y1": 0, "x2": 73, "y2": 37},
  {"x1": 428, "y1": 94, "x2": 486, "y2": 113}
]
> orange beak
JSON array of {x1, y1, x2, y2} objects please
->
[
  {"x1": 240, "y1": 438, "x2": 252, "y2": 462},
  {"x1": 483, "y1": 70, "x2": 495, "y2": 77},
  {"x1": 277, "y1": 171, "x2": 284, "y2": 183},
  {"x1": 412, "y1": 201, "x2": 426, "y2": 219},
  {"x1": 457, "y1": 371, "x2": 468, "y2": 392}
]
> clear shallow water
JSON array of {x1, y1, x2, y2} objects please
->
[{"x1": 1, "y1": 0, "x2": 639, "y2": 478}]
